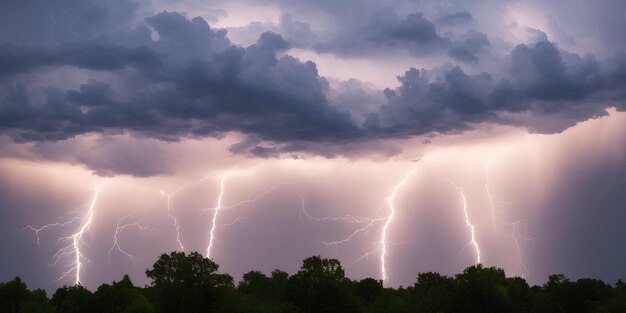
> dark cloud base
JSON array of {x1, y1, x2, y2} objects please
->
[{"x1": 0, "y1": 0, "x2": 625, "y2": 167}]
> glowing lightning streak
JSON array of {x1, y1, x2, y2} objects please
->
[
  {"x1": 222, "y1": 182, "x2": 292, "y2": 210},
  {"x1": 23, "y1": 218, "x2": 81, "y2": 248},
  {"x1": 159, "y1": 176, "x2": 220, "y2": 251},
  {"x1": 380, "y1": 164, "x2": 420, "y2": 283},
  {"x1": 299, "y1": 196, "x2": 385, "y2": 247},
  {"x1": 484, "y1": 161, "x2": 531, "y2": 277},
  {"x1": 449, "y1": 182, "x2": 481, "y2": 265},
  {"x1": 160, "y1": 188, "x2": 187, "y2": 251},
  {"x1": 24, "y1": 183, "x2": 105, "y2": 285},
  {"x1": 71, "y1": 182, "x2": 103, "y2": 285},
  {"x1": 107, "y1": 211, "x2": 152, "y2": 264},
  {"x1": 207, "y1": 174, "x2": 230, "y2": 258},
  {"x1": 200, "y1": 175, "x2": 289, "y2": 259},
  {"x1": 503, "y1": 220, "x2": 531, "y2": 277},
  {"x1": 46, "y1": 182, "x2": 104, "y2": 285}
]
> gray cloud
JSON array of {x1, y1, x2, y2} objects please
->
[
  {"x1": 314, "y1": 10, "x2": 450, "y2": 57},
  {"x1": 437, "y1": 11, "x2": 473, "y2": 26},
  {"x1": 0, "y1": 43, "x2": 161, "y2": 78},
  {"x1": 0, "y1": 0, "x2": 625, "y2": 171},
  {"x1": 447, "y1": 31, "x2": 490, "y2": 64},
  {"x1": 370, "y1": 40, "x2": 623, "y2": 136}
]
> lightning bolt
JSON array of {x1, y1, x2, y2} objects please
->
[
  {"x1": 107, "y1": 211, "x2": 152, "y2": 264},
  {"x1": 221, "y1": 216, "x2": 274, "y2": 232},
  {"x1": 203, "y1": 173, "x2": 293, "y2": 259},
  {"x1": 449, "y1": 181, "x2": 481, "y2": 265},
  {"x1": 484, "y1": 161, "x2": 531, "y2": 277},
  {"x1": 380, "y1": 163, "x2": 420, "y2": 283},
  {"x1": 299, "y1": 196, "x2": 387, "y2": 272},
  {"x1": 299, "y1": 196, "x2": 385, "y2": 247},
  {"x1": 26, "y1": 182, "x2": 105, "y2": 285},
  {"x1": 66, "y1": 182, "x2": 104, "y2": 285},
  {"x1": 159, "y1": 176, "x2": 218, "y2": 251},
  {"x1": 298, "y1": 163, "x2": 420, "y2": 284},
  {"x1": 22, "y1": 217, "x2": 81, "y2": 248},
  {"x1": 160, "y1": 188, "x2": 187, "y2": 251},
  {"x1": 206, "y1": 174, "x2": 230, "y2": 258},
  {"x1": 218, "y1": 182, "x2": 293, "y2": 233},
  {"x1": 502, "y1": 220, "x2": 532, "y2": 277}
]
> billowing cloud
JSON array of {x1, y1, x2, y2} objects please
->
[
  {"x1": 314, "y1": 10, "x2": 451, "y2": 57},
  {"x1": 0, "y1": 0, "x2": 625, "y2": 174},
  {"x1": 437, "y1": 11, "x2": 473, "y2": 26}
]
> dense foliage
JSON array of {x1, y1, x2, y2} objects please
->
[{"x1": 1, "y1": 251, "x2": 624, "y2": 313}]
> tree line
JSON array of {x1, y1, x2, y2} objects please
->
[{"x1": 0, "y1": 251, "x2": 624, "y2": 313}]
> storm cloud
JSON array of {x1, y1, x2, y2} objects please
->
[{"x1": 0, "y1": 0, "x2": 625, "y2": 166}]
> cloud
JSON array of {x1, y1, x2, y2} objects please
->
[
  {"x1": 314, "y1": 10, "x2": 450, "y2": 57},
  {"x1": 0, "y1": 43, "x2": 161, "y2": 78},
  {"x1": 447, "y1": 31, "x2": 490, "y2": 64},
  {"x1": 0, "y1": 4, "x2": 362, "y2": 145},
  {"x1": 437, "y1": 11, "x2": 473, "y2": 26},
  {"x1": 370, "y1": 40, "x2": 620, "y2": 137},
  {"x1": 0, "y1": 0, "x2": 625, "y2": 175}
]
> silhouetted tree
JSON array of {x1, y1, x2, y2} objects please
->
[
  {"x1": 286, "y1": 256, "x2": 360, "y2": 313},
  {"x1": 18, "y1": 288, "x2": 55, "y2": 313},
  {"x1": 369, "y1": 287, "x2": 411, "y2": 313},
  {"x1": 453, "y1": 264, "x2": 510, "y2": 312},
  {"x1": 93, "y1": 275, "x2": 154, "y2": 313},
  {"x1": 592, "y1": 280, "x2": 626, "y2": 313},
  {"x1": 413, "y1": 272, "x2": 455, "y2": 313},
  {"x1": 545, "y1": 274, "x2": 614, "y2": 313},
  {"x1": 2, "y1": 252, "x2": 626, "y2": 313},
  {"x1": 0, "y1": 277, "x2": 30, "y2": 313},
  {"x1": 51, "y1": 285, "x2": 93, "y2": 313},
  {"x1": 354, "y1": 278, "x2": 383, "y2": 303},
  {"x1": 238, "y1": 269, "x2": 290, "y2": 301},
  {"x1": 505, "y1": 276, "x2": 532, "y2": 313},
  {"x1": 145, "y1": 251, "x2": 233, "y2": 313}
]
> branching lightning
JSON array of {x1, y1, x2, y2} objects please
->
[
  {"x1": 160, "y1": 188, "x2": 188, "y2": 251},
  {"x1": 206, "y1": 174, "x2": 230, "y2": 258},
  {"x1": 380, "y1": 164, "x2": 420, "y2": 283},
  {"x1": 449, "y1": 181, "x2": 481, "y2": 265},
  {"x1": 297, "y1": 163, "x2": 420, "y2": 284},
  {"x1": 107, "y1": 211, "x2": 152, "y2": 264},
  {"x1": 65, "y1": 182, "x2": 104, "y2": 285},
  {"x1": 299, "y1": 196, "x2": 385, "y2": 247},
  {"x1": 203, "y1": 174, "x2": 295, "y2": 259},
  {"x1": 502, "y1": 220, "x2": 532, "y2": 277},
  {"x1": 159, "y1": 176, "x2": 218, "y2": 251},
  {"x1": 21, "y1": 153, "x2": 542, "y2": 288},
  {"x1": 485, "y1": 162, "x2": 498, "y2": 231},
  {"x1": 24, "y1": 182, "x2": 105, "y2": 285},
  {"x1": 23, "y1": 218, "x2": 81, "y2": 248},
  {"x1": 484, "y1": 161, "x2": 531, "y2": 277}
]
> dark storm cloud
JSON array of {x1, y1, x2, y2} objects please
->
[
  {"x1": 217, "y1": 1, "x2": 494, "y2": 62},
  {"x1": 0, "y1": 43, "x2": 161, "y2": 78},
  {"x1": 447, "y1": 31, "x2": 490, "y2": 64},
  {"x1": 509, "y1": 41, "x2": 602, "y2": 101},
  {"x1": 370, "y1": 40, "x2": 622, "y2": 136},
  {"x1": 437, "y1": 11, "x2": 474, "y2": 26},
  {"x1": 0, "y1": 0, "x2": 626, "y2": 165},
  {"x1": 0, "y1": 0, "x2": 141, "y2": 45},
  {"x1": 0, "y1": 4, "x2": 361, "y2": 144},
  {"x1": 314, "y1": 10, "x2": 450, "y2": 57}
]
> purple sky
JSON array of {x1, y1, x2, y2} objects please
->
[{"x1": 0, "y1": 0, "x2": 625, "y2": 293}]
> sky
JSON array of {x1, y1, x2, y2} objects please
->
[{"x1": 0, "y1": 0, "x2": 625, "y2": 292}]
